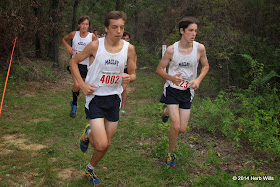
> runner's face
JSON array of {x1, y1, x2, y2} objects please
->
[
  {"x1": 105, "y1": 19, "x2": 125, "y2": 40},
  {"x1": 181, "y1": 23, "x2": 197, "y2": 42},
  {"x1": 122, "y1": 35, "x2": 130, "y2": 42},
  {"x1": 78, "y1": 19, "x2": 89, "y2": 33}
]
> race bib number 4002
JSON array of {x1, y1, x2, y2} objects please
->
[
  {"x1": 99, "y1": 71, "x2": 121, "y2": 87},
  {"x1": 170, "y1": 78, "x2": 191, "y2": 90}
]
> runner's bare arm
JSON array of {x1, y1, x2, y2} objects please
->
[
  {"x1": 92, "y1": 33, "x2": 97, "y2": 41},
  {"x1": 69, "y1": 41, "x2": 97, "y2": 96},
  {"x1": 189, "y1": 44, "x2": 209, "y2": 90},
  {"x1": 125, "y1": 44, "x2": 137, "y2": 81},
  {"x1": 62, "y1": 31, "x2": 75, "y2": 55},
  {"x1": 156, "y1": 45, "x2": 182, "y2": 85},
  {"x1": 135, "y1": 54, "x2": 138, "y2": 69},
  {"x1": 121, "y1": 44, "x2": 136, "y2": 89}
]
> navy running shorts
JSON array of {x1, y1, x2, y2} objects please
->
[
  {"x1": 124, "y1": 68, "x2": 128, "y2": 74},
  {"x1": 160, "y1": 86, "x2": 192, "y2": 109},
  {"x1": 85, "y1": 94, "x2": 121, "y2": 122},
  {"x1": 78, "y1": 64, "x2": 88, "y2": 78},
  {"x1": 67, "y1": 64, "x2": 88, "y2": 78}
]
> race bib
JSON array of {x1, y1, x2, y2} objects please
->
[
  {"x1": 99, "y1": 71, "x2": 121, "y2": 87},
  {"x1": 74, "y1": 49, "x2": 81, "y2": 55},
  {"x1": 170, "y1": 77, "x2": 191, "y2": 90}
]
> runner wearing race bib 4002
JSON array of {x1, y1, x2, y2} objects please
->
[{"x1": 69, "y1": 11, "x2": 137, "y2": 186}]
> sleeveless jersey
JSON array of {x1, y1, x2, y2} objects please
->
[
  {"x1": 85, "y1": 37, "x2": 129, "y2": 109},
  {"x1": 72, "y1": 31, "x2": 93, "y2": 65},
  {"x1": 164, "y1": 41, "x2": 199, "y2": 101}
]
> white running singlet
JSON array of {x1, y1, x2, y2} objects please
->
[
  {"x1": 72, "y1": 31, "x2": 93, "y2": 65},
  {"x1": 85, "y1": 37, "x2": 129, "y2": 109},
  {"x1": 164, "y1": 41, "x2": 199, "y2": 101}
]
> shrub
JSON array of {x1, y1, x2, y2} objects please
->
[
  {"x1": 192, "y1": 92, "x2": 236, "y2": 139},
  {"x1": 193, "y1": 88, "x2": 280, "y2": 158},
  {"x1": 236, "y1": 88, "x2": 280, "y2": 157}
]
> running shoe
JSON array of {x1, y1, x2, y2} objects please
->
[
  {"x1": 85, "y1": 166, "x2": 101, "y2": 186},
  {"x1": 80, "y1": 124, "x2": 90, "y2": 153},
  {"x1": 70, "y1": 101, "x2": 77, "y2": 118},
  {"x1": 162, "y1": 104, "x2": 169, "y2": 123},
  {"x1": 120, "y1": 109, "x2": 127, "y2": 116},
  {"x1": 167, "y1": 153, "x2": 176, "y2": 168}
]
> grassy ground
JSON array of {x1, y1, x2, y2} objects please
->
[{"x1": 0, "y1": 69, "x2": 279, "y2": 186}]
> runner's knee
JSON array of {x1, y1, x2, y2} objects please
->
[
  {"x1": 94, "y1": 141, "x2": 109, "y2": 152},
  {"x1": 73, "y1": 82, "x2": 80, "y2": 89},
  {"x1": 179, "y1": 128, "x2": 187, "y2": 134},
  {"x1": 170, "y1": 122, "x2": 180, "y2": 132},
  {"x1": 179, "y1": 122, "x2": 189, "y2": 133}
]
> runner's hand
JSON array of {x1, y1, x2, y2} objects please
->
[
  {"x1": 189, "y1": 79, "x2": 200, "y2": 90},
  {"x1": 172, "y1": 73, "x2": 182, "y2": 85},
  {"x1": 121, "y1": 73, "x2": 130, "y2": 90},
  {"x1": 67, "y1": 46, "x2": 74, "y2": 55},
  {"x1": 121, "y1": 73, "x2": 130, "y2": 84},
  {"x1": 81, "y1": 84, "x2": 97, "y2": 96}
]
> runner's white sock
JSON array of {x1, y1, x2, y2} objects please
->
[
  {"x1": 87, "y1": 163, "x2": 94, "y2": 170},
  {"x1": 87, "y1": 129, "x2": 91, "y2": 135},
  {"x1": 163, "y1": 106, "x2": 168, "y2": 116}
]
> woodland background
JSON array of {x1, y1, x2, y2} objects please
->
[
  {"x1": 0, "y1": 0, "x2": 280, "y2": 158},
  {"x1": 0, "y1": 0, "x2": 279, "y2": 89}
]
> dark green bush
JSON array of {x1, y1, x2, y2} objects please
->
[{"x1": 192, "y1": 88, "x2": 280, "y2": 158}]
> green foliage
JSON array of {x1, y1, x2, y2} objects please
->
[
  {"x1": 134, "y1": 41, "x2": 160, "y2": 68},
  {"x1": 10, "y1": 60, "x2": 59, "y2": 82},
  {"x1": 153, "y1": 135, "x2": 169, "y2": 158},
  {"x1": 232, "y1": 36, "x2": 280, "y2": 88},
  {"x1": 166, "y1": 28, "x2": 180, "y2": 46},
  {"x1": 206, "y1": 149, "x2": 221, "y2": 166},
  {"x1": 193, "y1": 92, "x2": 236, "y2": 138},
  {"x1": 241, "y1": 54, "x2": 280, "y2": 93},
  {"x1": 1, "y1": 70, "x2": 280, "y2": 186},
  {"x1": 236, "y1": 88, "x2": 280, "y2": 157},
  {"x1": 192, "y1": 87, "x2": 280, "y2": 158}
]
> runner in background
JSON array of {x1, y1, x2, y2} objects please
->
[
  {"x1": 62, "y1": 16, "x2": 97, "y2": 118},
  {"x1": 120, "y1": 31, "x2": 137, "y2": 116},
  {"x1": 156, "y1": 17, "x2": 209, "y2": 168},
  {"x1": 70, "y1": 11, "x2": 137, "y2": 186},
  {"x1": 93, "y1": 29, "x2": 101, "y2": 38}
]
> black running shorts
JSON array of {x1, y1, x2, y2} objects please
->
[
  {"x1": 160, "y1": 86, "x2": 192, "y2": 109},
  {"x1": 78, "y1": 64, "x2": 88, "y2": 78},
  {"x1": 85, "y1": 94, "x2": 121, "y2": 122},
  {"x1": 67, "y1": 64, "x2": 88, "y2": 78},
  {"x1": 124, "y1": 68, "x2": 128, "y2": 74}
]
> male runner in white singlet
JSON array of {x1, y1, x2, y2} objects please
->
[
  {"x1": 156, "y1": 17, "x2": 209, "y2": 168},
  {"x1": 62, "y1": 16, "x2": 97, "y2": 118},
  {"x1": 70, "y1": 11, "x2": 136, "y2": 186}
]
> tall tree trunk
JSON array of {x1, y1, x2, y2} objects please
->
[
  {"x1": 88, "y1": 0, "x2": 100, "y2": 13},
  {"x1": 115, "y1": 0, "x2": 121, "y2": 10},
  {"x1": 72, "y1": 0, "x2": 81, "y2": 31},
  {"x1": 33, "y1": 7, "x2": 41, "y2": 58},
  {"x1": 133, "y1": 0, "x2": 139, "y2": 41},
  {"x1": 49, "y1": 0, "x2": 60, "y2": 65}
]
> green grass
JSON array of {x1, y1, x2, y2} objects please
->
[{"x1": 0, "y1": 71, "x2": 279, "y2": 186}]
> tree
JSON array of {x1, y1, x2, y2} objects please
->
[
  {"x1": 32, "y1": 0, "x2": 42, "y2": 58},
  {"x1": 72, "y1": 0, "x2": 81, "y2": 31},
  {"x1": 115, "y1": 0, "x2": 121, "y2": 10},
  {"x1": 49, "y1": 0, "x2": 60, "y2": 65}
]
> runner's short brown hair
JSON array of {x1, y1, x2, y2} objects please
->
[
  {"x1": 104, "y1": 11, "x2": 126, "y2": 28},
  {"x1": 78, "y1": 15, "x2": 91, "y2": 27},
  {"x1": 178, "y1": 17, "x2": 199, "y2": 35}
]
